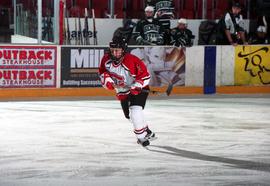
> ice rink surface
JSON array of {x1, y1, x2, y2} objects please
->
[{"x1": 0, "y1": 94, "x2": 270, "y2": 186}]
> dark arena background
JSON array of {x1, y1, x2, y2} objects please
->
[{"x1": 0, "y1": 1, "x2": 270, "y2": 186}]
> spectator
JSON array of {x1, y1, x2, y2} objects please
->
[
  {"x1": 248, "y1": 26, "x2": 269, "y2": 44},
  {"x1": 134, "y1": 6, "x2": 164, "y2": 45},
  {"x1": 216, "y1": 2, "x2": 248, "y2": 45},
  {"x1": 170, "y1": 18, "x2": 195, "y2": 47},
  {"x1": 146, "y1": 0, "x2": 175, "y2": 45},
  {"x1": 145, "y1": 0, "x2": 174, "y2": 21},
  {"x1": 113, "y1": 19, "x2": 137, "y2": 45}
]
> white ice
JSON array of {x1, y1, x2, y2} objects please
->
[{"x1": 0, "y1": 95, "x2": 270, "y2": 186}]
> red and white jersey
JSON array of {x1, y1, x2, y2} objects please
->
[{"x1": 99, "y1": 53, "x2": 150, "y2": 97}]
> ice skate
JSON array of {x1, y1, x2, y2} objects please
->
[
  {"x1": 145, "y1": 128, "x2": 157, "y2": 141},
  {"x1": 137, "y1": 138, "x2": 150, "y2": 147}
]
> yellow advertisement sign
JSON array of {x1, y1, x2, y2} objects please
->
[{"x1": 235, "y1": 46, "x2": 270, "y2": 85}]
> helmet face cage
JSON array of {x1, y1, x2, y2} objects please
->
[{"x1": 109, "y1": 37, "x2": 127, "y2": 62}]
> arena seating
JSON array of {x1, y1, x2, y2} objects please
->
[
  {"x1": 173, "y1": 0, "x2": 182, "y2": 18},
  {"x1": 126, "y1": 0, "x2": 144, "y2": 19},
  {"x1": 92, "y1": 0, "x2": 109, "y2": 18},
  {"x1": 0, "y1": 0, "x2": 11, "y2": 8},
  {"x1": 181, "y1": 0, "x2": 195, "y2": 19},
  {"x1": 114, "y1": 0, "x2": 124, "y2": 18},
  {"x1": 0, "y1": 0, "x2": 255, "y2": 19}
]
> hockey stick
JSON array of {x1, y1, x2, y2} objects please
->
[
  {"x1": 92, "y1": 8, "x2": 98, "y2": 45},
  {"x1": 155, "y1": 73, "x2": 174, "y2": 96},
  {"x1": 113, "y1": 85, "x2": 170, "y2": 96},
  {"x1": 78, "y1": 11, "x2": 83, "y2": 45},
  {"x1": 84, "y1": 8, "x2": 90, "y2": 45},
  {"x1": 165, "y1": 84, "x2": 173, "y2": 96},
  {"x1": 65, "y1": 1, "x2": 71, "y2": 45},
  {"x1": 165, "y1": 47, "x2": 186, "y2": 96},
  {"x1": 119, "y1": 88, "x2": 168, "y2": 119},
  {"x1": 143, "y1": 89, "x2": 170, "y2": 96},
  {"x1": 74, "y1": 12, "x2": 78, "y2": 45},
  {"x1": 60, "y1": 0, "x2": 65, "y2": 45},
  {"x1": 62, "y1": 0, "x2": 66, "y2": 44},
  {"x1": 47, "y1": 1, "x2": 53, "y2": 42}
]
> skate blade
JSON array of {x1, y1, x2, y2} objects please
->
[
  {"x1": 144, "y1": 146, "x2": 150, "y2": 150},
  {"x1": 148, "y1": 136, "x2": 157, "y2": 141}
]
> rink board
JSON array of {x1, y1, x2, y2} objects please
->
[
  {"x1": 0, "y1": 45, "x2": 269, "y2": 99},
  {"x1": 0, "y1": 86, "x2": 270, "y2": 101}
]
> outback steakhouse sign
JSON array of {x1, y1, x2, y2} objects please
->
[{"x1": 0, "y1": 46, "x2": 57, "y2": 88}]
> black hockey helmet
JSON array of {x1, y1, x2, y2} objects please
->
[
  {"x1": 109, "y1": 36, "x2": 128, "y2": 51},
  {"x1": 109, "y1": 36, "x2": 128, "y2": 62}
]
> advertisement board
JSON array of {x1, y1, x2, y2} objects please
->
[
  {"x1": 61, "y1": 46, "x2": 185, "y2": 88},
  {"x1": 131, "y1": 47, "x2": 185, "y2": 87},
  {"x1": 0, "y1": 46, "x2": 57, "y2": 88},
  {"x1": 235, "y1": 46, "x2": 270, "y2": 85},
  {"x1": 61, "y1": 46, "x2": 105, "y2": 87}
]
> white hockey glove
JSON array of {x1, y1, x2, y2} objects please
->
[{"x1": 130, "y1": 82, "x2": 143, "y2": 95}]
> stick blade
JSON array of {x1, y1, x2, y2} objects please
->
[{"x1": 166, "y1": 84, "x2": 173, "y2": 96}]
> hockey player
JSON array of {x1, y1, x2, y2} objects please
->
[
  {"x1": 99, "y1": 36, "x2": 156, "y2": 147},
  {"x1": 170, "y1": 18, "x2": 195, "y2": 47},
  {"x1": 147, "y1": 0, "x2": 175, "y2": 45},
  {"x1": 134, "y1": 6, "x2": 164, "y2": 45}
]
